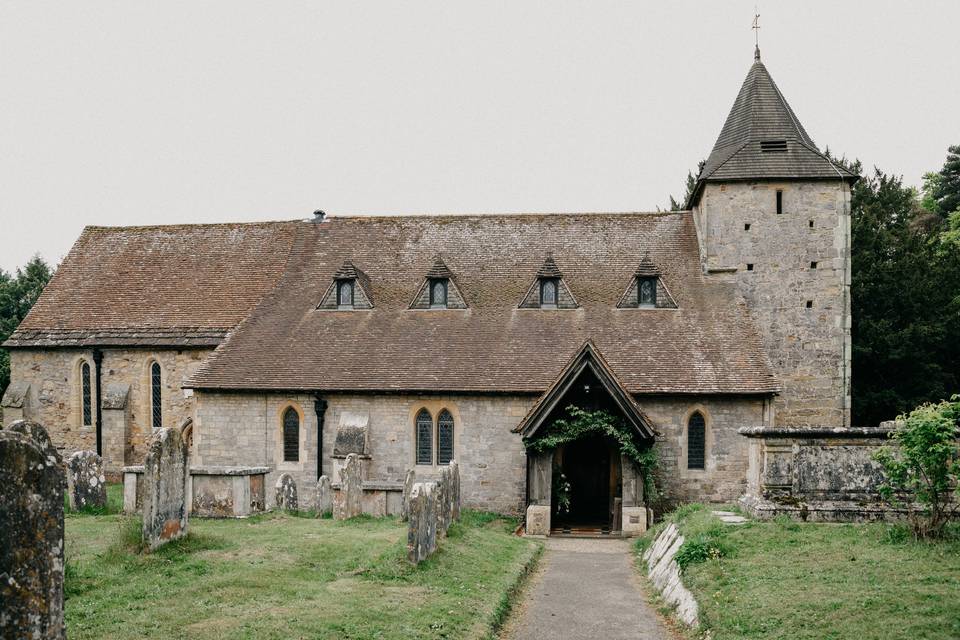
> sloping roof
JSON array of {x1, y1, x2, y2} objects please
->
[
  {"x1": 513, "y1": 340, "x2": 658, "y2": 439},
  {"x1": 186, "y1": 212, "x2": 778, "y2": 395},
  {"x1": 689, "y1": 48, "x2": 855, "y2": 207},
  {"x1": 424, "y1": 256, "x2": 455, "y2": 279},
  {"x1": 4, "y1": 221, "x2": 299, "y2": 347}
]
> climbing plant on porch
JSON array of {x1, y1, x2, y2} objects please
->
[{"x1": 523, "y1": 405, "x2": 658, "y2": 500}]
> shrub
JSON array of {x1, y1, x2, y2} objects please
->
[{"x1": 873, "y1": 396, "x2": 960, "y2": 539}]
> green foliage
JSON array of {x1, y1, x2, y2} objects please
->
[
  {"x1": 0, "y1": 255, "x2": 54, "y2": 399},
  {"x1": 524, "y1": 405, "x2": 658, "y2": 501},
  {"x1": 873, "y1": 396, "x2": 960, "y2": 539},
  {"x1": 668, "y1": 167, "x2": 700, "y2": 211},
  {"x1": 923, "y1": 144, "x2": 960, "y2": 218}
]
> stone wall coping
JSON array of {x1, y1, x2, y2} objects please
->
[
  {"x1": 738, "y1": 425, "x2": 894, "y2": 438},
  {"x1": 122, "y1": 465, "x2": 270, "y2": 476}
]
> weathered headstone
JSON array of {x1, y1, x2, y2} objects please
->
[
  {"x1": 0, "y1": 423, "x2": 66, "y2": 639},
  {"x1": 67, "y1": 450, "x2": 107, "y2": 511},
  {"x1": 316, "y1": 475, "x2": 333, "y2": 516},
  {"x1": 407, "y1": 481, "x2": 438, "y2": 564},
  {"x1": 275, "y1": 473, "x2": 298, "y2": 512},
  {"x1": 334, "y1": 452, "x2": 362, "y2": 520},
  {"x1": 401, "y1": 468, "x2": 416, "y2": 521},
  {"x1": 142, "y1": 427, "x2": 189, "y2": 550},
  {"x1": 436, "y1": 466, "x2": 452, "y2": 537},
  {"x1": 449, "y1": 459, "x2": 461, "y2": 522}
]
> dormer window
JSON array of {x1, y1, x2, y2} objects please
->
[
  {"x1": 638, "y1": 277, "x2": 656, "y2": 307},
  {"x1": 337, "y1": 279, "x2": 354, "y2": 309},
  {"x1": 540, "y1": 278, "x2": 558, "y2": 309},
  {"x1": 430, "y1": 278, "x2": 448, "y2": 309}
]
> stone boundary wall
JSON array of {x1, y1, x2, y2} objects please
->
[
  {"x1": 641, "y1": 523, "x2": 699, "y2": 628},
  {"x1": 739, "y1": 425, "x2": 896, "y2": 521}
]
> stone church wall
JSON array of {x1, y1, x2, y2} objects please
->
[
  {"x1": 694, "y1": 180, "x2": 852, "y2": 428},
  {"x1": 6, "y1": 348, "x2": 209, "y2": 471}
]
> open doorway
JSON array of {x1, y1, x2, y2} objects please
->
[{"x1": 552, "y1": 434, "x2": 621, "y2": 534}]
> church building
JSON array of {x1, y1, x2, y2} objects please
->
[{"x1": 2, "y1": 48, "x2": 858, "y2": 533}]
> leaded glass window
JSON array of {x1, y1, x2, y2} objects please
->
[
  {"x1": 430, "y1": 279, "x2": 448, "y2": 308},
  {"x1": 687, "y1": 412, "x2": 706, "y2": 470},
  {"x1": 150, "y1": 361, "x2": 162, "y2": 430},
  {"x1": 638, "y1": 277, "x2": 656, "y2": 307},
  {"x1": 81, "y1": 361, "x2": 92, "y2": 427},
  {"x1": 282, "y1": 407, "x2": 300, "y2": 462},
  {"x1": 540, "y1": 278, "x2": 557, "y2": 307},
  {"x1": 416, "y1": 409, "x2": 433, "y2": 465},
  {"x1": 338, "y1": 279, "x2": 354, "y2": 307},
  {"x1": 437, "y1": 409, "x2": 454, "y2": 465}
]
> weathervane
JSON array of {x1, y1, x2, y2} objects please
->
[{"x1": 752, "y1": 6, "x2": 761, "y2": 59}]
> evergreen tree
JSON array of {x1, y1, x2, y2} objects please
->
[
  {"x1": 923, "y1": 145, "x2": 960, "y2": 218},
  {"x1": 0, "y1": 256, "x2": 54, "y2": 398}
]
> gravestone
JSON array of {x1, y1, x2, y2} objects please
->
[
  {"x1": 142, "y1": 427, "x2": 189, "y2": 550},
  {"x1": 334, "y1": 453, "x2": 362, "y2": 520},
  {"x1": 436, "y1": 466, "x2": 452, "y2": 537},
  {"x1": 0, "y1": 423, "x2": 66, "y2": 639},
  {"x1": 407, "y1": 482, "x2": 438, "y2": 564},
  {"x1": 316, "y1": 475, "x2": 333, "y2": 516},
  {"x1": 401, "y1": 468, "x2": 416, "y2": 521},
  {"x1": 449, "y1": 460, "x2": 461, "y2": 522},
  {"x1": 275, "y1": 473, "x2": 298, "y2": 512},
  {"x1": 67, "y1": 450, "x2": 107, "y2": 511}
]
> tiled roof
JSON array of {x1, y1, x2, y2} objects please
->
[
  {"x1": 186, "y1": 212, "x2": 778, "y2": 395},
  {"x1": 424, "y1": 256, "x2": 454, "y2": 279},
  {"x1": 536, "y1": 255, "x2": 564, "y2": 278},
  {"x1": 689, "y1": 48, "x2": 855, "y2": 206},
  {"x1": 4, "y1": 221, "x2": 299, "y2": 347}
]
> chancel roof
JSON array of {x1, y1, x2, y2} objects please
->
[
  {"x1": 186, "y1": 212, "x2": 778, "y2": 395},
  {"x1": 689, "y1": 47, "x2": 856, "y2": 206}
]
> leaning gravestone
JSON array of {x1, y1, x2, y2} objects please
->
[
  {"x1": 407, "y1": 482, "x2": 438, "y2": 564},
  {"x1": 435, "y1": 466, "x2": 452, "y2": 537},
  {"x1": 275, "y1": 473, "x2": 298, "y2": 512},
  {"x1": 142, "y1": 427, "x2": 189, "y2": 551},
  {"x1": 316, "y1": 475, "x2": 333, "y2": 516},
  {"x1": 449, "y1": 459, "x2": 461, "y2": 522},
  {"x1": 334, "y1": 453, "x2": 363, "y2": 520},
  {"x1": 0, "y1": 423, "x2": 66, "y2": 639},
  {"x1": 401, "y1": 468, "x2": 416, "y2": 521},
  {"x1": 67, "y1": 450, "x2": 107, "y2": 511}
]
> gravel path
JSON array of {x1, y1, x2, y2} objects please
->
[{"x1": 501, "y1": 537, "x2": 675, "y2": 640}]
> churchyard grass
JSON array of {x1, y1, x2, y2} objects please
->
[
  {"x1": 637, "y1": 504, "x2": 960, "y2": 639},
  {"x1": 65, "y1": 487, "x2": 540, "y2": 639}
]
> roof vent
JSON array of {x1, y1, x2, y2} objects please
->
[
  {"x1": 760, "y1": 140, "x2": 788, "y2": 153},
  {"x1": 312, "y1": 210, "x2": 326, "y2": 223}
]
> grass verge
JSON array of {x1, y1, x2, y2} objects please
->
[
  {"x1": 65, "y1": 488, "x2": 541, "y2": 640},
  {"x1": 635, "y1": 504, "x2": 960, "y2": 640}
]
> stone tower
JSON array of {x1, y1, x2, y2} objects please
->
[{"x1": 688, "y1": 47, "x2": 857, "y2": 428}]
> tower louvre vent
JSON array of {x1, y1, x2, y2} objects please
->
[{"x1": 760, "y1": 139, "x2": 788, "y2": 152}]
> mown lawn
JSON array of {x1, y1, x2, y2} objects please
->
[
  {"x1": 65, "y1": 485, "x2": 540, "y2": 639},
  {"x1": 637, "y1": 505, "x2": 960, "y2": 640}
]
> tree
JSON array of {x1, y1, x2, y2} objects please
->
[
  {"x1": 923, "y1": 145, "x2": 960, "y2": 218},
  {"x1": 667, "y1": 161, "x2": 703, "y2": 211},
  {"x1": 0, "y1": 255, "x2": 54, "y2": 398},
  {"x1": 873, "y1": 396, "x2": 960, "y2": 539}
]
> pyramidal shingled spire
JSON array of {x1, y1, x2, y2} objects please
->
[{"x1": 688, "y1": 48, "x2": 855, "y2": 206}]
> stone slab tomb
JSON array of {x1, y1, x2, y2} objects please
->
[
  {"x1": 0, "y1": 421, "x2": 66, "y2": 639},
  {"x1": 142, "y1": 427, "x2": 189, "y2": 550},
  {"x1": 275, "y1": 473, "x2": 298, "y2": 512},
  {"x1": 334, "y1": 452, "x2": 363, "y2": 520},
  {"x1": 316, "y1": 475, "x2": 333, "y2": 516},
  {"x1": 67, "y1": 450, "x2": 107, "y2": 511},
  {"x1": 407, "y1": 482, "x2": 438, "y2": 564}
]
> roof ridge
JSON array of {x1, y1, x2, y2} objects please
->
[{"x1": 84, "y1": 220, "x2": 301, "y2": 232}]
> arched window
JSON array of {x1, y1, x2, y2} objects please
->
[
  {"x1": 638, "y1": 277, "x2": 656, "y2": 307},
  {"x1": 437, "y1": 409, "x2": 454, "y2": 465},
  {"x1": 338, "y1": 279, "x2": 354, "y2": 308},
  {"x1": 430, "y1": 279, "x2": 448, "y2": 308},
  {"x1": 150, "y1": 361, "x2": 162, "y2": 430},
  {"x1": 282, "y1": 407, "x2": 300, "y2": 462},
  {"x1": 540, "y1": 278, "x2": 557, "y2": 307},
  {"x1": 687, "y1": 412, "x2": 706, "y2": 470},
  {"x1": 416, "y1": 409, "x2": 433, "y2": 465},
  {"x1": 80, "y1": 361, "x2": 92, "y2": 427}
]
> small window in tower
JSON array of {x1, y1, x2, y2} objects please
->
[
  {"x1": 810, "y1": 261, "x2": 818, "y2": 269},
  {"x1": 638, "y1": 277, "x2": 656, "y2": 307},
  {"x1": 809, "y1": 219, "x2": 815, "y2": 228},
  {"x1": 746, "y1": 263, "x2": 754, "y2": 271},
  {"x1": 806, "y1": 300, "x2": 813, "y2": 309},
  {"x1": 744, "y1": 223, "x2": 751, "y2": 231},
  {"x1": 429, "y1": 278, "x2": 448, "y2": 308},
  {"x1": 776, "y1": 190, "x2": 784, "y2": 215},
  {"x1": 540, "y1": 278, "x2": 558, "y2": 308},
  {"x1": 760, "y1": 139, "x2": 788, "y2": 152},
  {"x1": 337, "y1": 279, "x2": 354, "y2": 309}
]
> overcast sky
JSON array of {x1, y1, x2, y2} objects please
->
[{"x1": 2, "y1": 1, "x2": 958, "y2": 273}]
